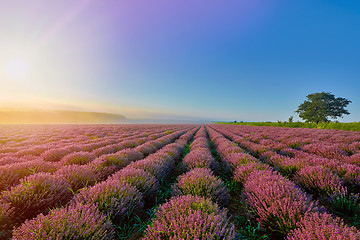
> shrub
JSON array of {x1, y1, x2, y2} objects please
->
[
  {"x1": 224, "y1": 152, "x2": 257, "y2": 169},
  {"x1": 74, "y1": 180, "x2": 143, "y2": 224},
  {"x1": 134, "y1": 142, "x2": 158, "y2": 156},
  {"x1": 286, "y1": 212, "x2": 360, "y2": 239},
  {"x1": 234, "y1": 162, "x2": 272, "y2": 183},
  {"x1": 183, "y1": 148, "x2": 217, "y2": 171},
  {"x1": 143, "y1": 195, "x2": 236, "y2": 239},
  {"x1": 54, "y1": 164, "x2": 98, "y2": 192},
  {"x1": 12, "y1": 202, "x2": 115, "y2": 240},
  {"x1": 190, "y1": 137, "x2": 209, "y2": 149},
  {"x1": 0, "y1": 201, "x2": 14, "y2": 239},
  {"x1": 93, "y1": 152, "x2": 130, "y2": 169},
  {"x1": 294, "y1": 165, "x2": 346, "y2": 196},
  {"x1": 0, "y1": 156, "x2": 25, "y2": 166},
  {"x1": 110, "y1": 167, "x2": 159, "y2": 200},
  {"x1": 172, "y1": 168, "x2": 230, "y2": 206},
  {"x1": 61, "y1": 151, "x2": 96, "y2": 165},
  {"x1": 160, "y1": 143, "x2": 183, "y2": 159},
  {"x1": 118, "y1": 148, "x2": 144, "y2": 162},
  {"x1": 40, "y1": 147, "x2": 72, "y2": 162},
  {"x1": 128, "y1": 153, "x2": 175, "y2": 181},
  {"x1": 244, "y1": 170, "x2": 316, "y2": 234},
  {"x1": 1, "y1": 172, "x2": 73, "y2": 225},
  {"x1": 0, "y1": 159, "x2": 58, "y2": 192},
  {"x1": 341, "y1": 163, "x2": 360, "y2": 186}
]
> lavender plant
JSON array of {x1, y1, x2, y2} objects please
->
[
  {"x1": 12, "y1": 202, "x2": 115, "y2": 240},
  {"x1": 286, "y1": 212, "x2": 360, "y2": 239},
  {"x1": 110, "y1": 167, "x2": 159, "y2": 200},
  {"x1": 74, "y1": 179, "x2": 143, "y2": 224},
  {"x1": 61, "y1": 151, "x2": 96, "y2": 165},
  {"x1": 294, "y1": 165, "x2": 347, "y2": 196},
  {"x1": 142, "y1": 195, "x2": 236, "y2": 239},
  {"x1": 172, "y1": 168, "x2": 230, "y2": 206},
  {"x1": 1, "y1": 172, "x2": 73, "y2": 225}
]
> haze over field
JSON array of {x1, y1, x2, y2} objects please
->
[{"x1": 0, "y1": 1, "x2": 359, "y2": 122}]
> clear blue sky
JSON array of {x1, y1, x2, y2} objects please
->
[{"x1": 0, "y1": 0, "x2": 359, "y2": 121}]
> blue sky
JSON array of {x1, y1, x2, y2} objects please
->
[{"x1": 0, "y1": 0, "x2": 359, "y2": 121}]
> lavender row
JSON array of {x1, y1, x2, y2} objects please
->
[
  {"x1": 0, "y1": 124, "x2": 180, "y2": 156},
  {"x1": 0, "y1": 124, "x2": 186, "y2": 152},
  {"x1": 11, "y1": 127, "x2": 198, "y2": 239},
  {"x1": 0, "y1": 127, "x2": 180, "y2": 193},
  {"x1": 207, "y1": 125, "x2": 360, "y2": 239},
  {"x1": 212, "y1": 125, "x2": 360, "y2": 196},
  {"x1": 142, "y1": 126, "x2": 236, "y2": 239},
  {"x1": 0, "y1": 125, "x2": 181, "y2": 163},
  {"x1": 1, "y1": 127, "x2": 196, "y2": 239},
  {"x1": 216, "y1": 124, "x2": 360, "y2": 165}
]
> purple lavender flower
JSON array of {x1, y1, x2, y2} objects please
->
[
  {"x1": 12, "y1": 202, "x2": 115, "y2": 240},
  {"x1": 142, "y1": 195, "x2": 236, "y2": 239},
  {"x1": 183, "y1": 148, "x2": 217, "y2": 171},
  {"x1": 294, "y1": 165, "x2": 347, "y2": 196},
  {"x1": 286, "y1": 212, "x2": 360, "y2": 239},
  {"x1": 74, "y1": 179, "x2": 143, "y2": 223},
  {"x1": 172, "y1": 168, "x2": 230, "y2": 206},
  {"x1": 0, "y1": 159, "x2": 58, "y2": 191},
  {"x1": 1, "y1": 172, "x2": 73, "y2": 225},
  {"x1": 53, "y1": 164, "x2": 98, "y2": 192},
  {"x1": 61, "y1": 151, "x2": 96, "y2": 165},
  {"x1": 244, "y1": 170, "x2": 316, "y2": 234},
  {"x1": 110, "y1": 167, "x2": 159, "y2": 200}
]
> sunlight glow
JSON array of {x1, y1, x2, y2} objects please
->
[{"x1": 3, "y1": 57, "x2": 30, "y2": 80}]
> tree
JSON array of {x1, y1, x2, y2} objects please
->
[{"x1": 295, "y1": 92, "x2": 351, "y2": 123}]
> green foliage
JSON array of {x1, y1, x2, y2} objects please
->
[
  {"x1": 219, "y1": 121, "x2": 360, "y2": 131},
  {"x1": 331, "y1": 194, "x2": 360, "y2": 228},
  {"x1": 288, "y1": 116, "x2": 294, "y2": 123},
  {"x1": 235, "y1": 216, "x2": 269, "y2": 240},
  {"x1": 295, "y1": 92, "x2": 351, "y2": 123}
]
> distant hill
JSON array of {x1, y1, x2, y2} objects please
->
[{"x1": 0, "y1": 110, "x2": 126, "y2": 124}]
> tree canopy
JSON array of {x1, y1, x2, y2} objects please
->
[{"x1": 295, "y1": 92, "x2": 351, "y2": 123}]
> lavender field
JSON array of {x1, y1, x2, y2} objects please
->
[{"x1": 0, "y1": 124, "x2": 359, "y2": 239}]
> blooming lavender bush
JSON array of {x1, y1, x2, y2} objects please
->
[
  {"x1": 160, "y1": 142, "x2": 183, "y2": 159},
  {"x1": 0, "y1": 201, "x2": 14, "y2": 239},
  {"x1": 224, "y1": 152, "x2": 257, "y2": 170},
  {"x1": 134, "y1": 142, "x2": 158, "y2": 156},
  {"x1": 110, "y1": 167, "x2": 159, "y2": 200},
  {"x1": 244, "y1": 170, "x2": 316, "y2": 234},
  {"x1": 74, "y1": 179, "x2": 143, "y2": 224},
  {"x1": 0, "y1": 156, "x2": 27, "y2": 166},
  {"x1": 234, "y1": 162, "x2": 272, "y2": 183},
  {"x1": 172, "y1": 168, "x2": 230, "y2": 206},
  {"x1": 183, "y1": 148, "x2": 217, "y2": 171},
  {"x1": 143, "y1": 195, "x2": 236, "y2": 239},
  {"x1": 286, "y1": 212, "x2": 360, "y2": 239},
  {"x1": 61, "y1": 151, "x2": 96, "y2": 165},
  {"x1": 118, "y1": 148, "x2": 144, "y2": 162},
  {"x1": 190, "y1": 137, "x2": 210, "y2": 149},
  {"x1": 348, "y1": 153, "x2": 360, "y2": 166},
  {"x1": 54, "y1": 164, "x2": 98, "y2": 192},
  {"x1": 294, "y1": 165, "x2": 347, "y2": 196},
  {"x1": 1, "y1": 172, "x2": 73, "y2": 225},
  {"x1": 128, "y1": 153, "x2": 175, "y2": 181},
  {"x1": 0, "y1": 159, "x2": 58, "y2": 191},
  {"x1": 12, "y1": 202, "x2": 115, "y2": 240},
  {"x1": 40, "y1": 147, "x2": 72, "y2": 162},
  {"x1": 93, "y1": 152, "x2": 131, "y2": 169},
  {"x1": 341, "y1": 163, "x2": 360, "y2": 186}
]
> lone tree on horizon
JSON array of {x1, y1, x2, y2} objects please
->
[{"x1": 295, "y1": 92, "x2": 351, "y2": 123}]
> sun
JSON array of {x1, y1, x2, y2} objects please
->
[{"x1": 3, "y1": 57, "x2": 30, "y2": 80}]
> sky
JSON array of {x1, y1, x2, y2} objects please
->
[{"x1": 0, "y1": 0, "x2": 359, "y2": 122}]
